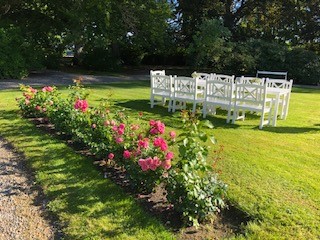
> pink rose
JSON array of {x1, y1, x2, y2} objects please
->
[
  {"x1": 108, "y1": 153, "x2": 114, "y2": 160},
  {"x1": 119, "y1": 123, "x2": 125, "y2": 129},
  {"x1": 166, "y1": 152, "x2": 174, "y2": 160},
  {"x1": 162, "y1": 159, "x2": 171, "y2": 170},
  {"x1": 149, "y1": 157, "x2": 162, "y2": 171},
  {"x1": 169, "y1": 131, "x2": 176, "y2": 139},
  {"x1": 74, "y1": 99, "x2": 89, "y2": 112},
  {"x1": 115, "y1": 137, "x2": 123, "y2": 144},
  {"x1": 42, "y1": 86, "x2": 54, "y2": 92},
  {"x1": 138, "y1": 159, "x2": 149, "y2": 171},
  {"x1": 104, "y1": 120, "x2": 110, "y2": 126},
  {"x1": 92, "y1": 123, "x2": 96, "y2": 129},
  {"x1": 35, "y1": 105, "x2": 41, "y2": 111},
  {"x1": 138, "y1": 138, "x2": 149, "y2": 149},
  {"x1": 123, "y1": 150, "x2": 131, "y2": 159},
  {"x1": 153, "y1": 137, "x2": 168, "y2": 151},
  {"x1": 117, "y1": 128, "x2": 125, "y2": 135}
]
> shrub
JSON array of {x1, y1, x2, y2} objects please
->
[
  {"x1": 17, "y1": 84, "x2": 227, "y2": 226},
  {"x1": 165, "y1": 111, "x2": 227, "y2": 226}
]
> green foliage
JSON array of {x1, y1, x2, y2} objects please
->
[
  {"x1": 17, "y1": 83, "x2": 227, "y2": 226},
  {"x1": 82, "y1": 48, "x2": 121, "y2": 71},
  {"x1": 0, "y1": 27, "x2": 28, "y2": 79},
  {"x1": 0, "y1": 26, "x2": 46, "y2": 79},
  {"x1": 165, "y1": 111, "x2": 227, "y2": 226},
  {"x1": 187, "y1": 19, "x2": 231, "y2": 69},
  {"x1": 285, "y1": 48, "x2": 320, "y2": 85}
]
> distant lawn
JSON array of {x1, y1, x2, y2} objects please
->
[{"x1": 0, "y1": 82, "x2": 319, "y2": 239}]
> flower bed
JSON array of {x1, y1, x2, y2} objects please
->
[{"x1": 17, "y1": 81, "x2": 227, "y2": 226}]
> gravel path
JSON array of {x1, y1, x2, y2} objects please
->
[
  {"x1": 0, "y1": 138, "x2": 58, "y2": 240},
  {"x1": 0, "y1": 70, "x2": 149, "y2": 90}
]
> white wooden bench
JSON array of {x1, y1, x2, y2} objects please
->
[{"x1": 256, "y1": 71, "x2": 287, "y2": 80}]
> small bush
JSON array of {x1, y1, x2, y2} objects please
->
[{"x1": 165, "y1": 111, "x2": 227, "y2": 226}]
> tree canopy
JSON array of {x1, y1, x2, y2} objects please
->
[{"x1": 0, "y1": 0, "x2": 319, "y2": 83}]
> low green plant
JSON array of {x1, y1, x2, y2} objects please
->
[{"x1": 165, "y1": 111, "x2": 227, "y2": 226}]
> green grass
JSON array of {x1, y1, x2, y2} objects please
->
[
  {"x1": 0, "y1": 82, "x2": 319, "y2": 239},
  {"x1": 0, "y1": 88, "x2": 175, "y2": 240}
]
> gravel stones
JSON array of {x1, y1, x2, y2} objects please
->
[{"x1": 0, "y1": 138, "x2": 56, "y2": 240}]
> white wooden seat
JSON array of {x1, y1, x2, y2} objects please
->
[
  {"x1": 232, "y1": 82, "x2": 274, "y2": 129},
  {"x1": 266, "y1": 78, "x2": 293, "y2": 122},
  {"x1": 171, "y1": 76, "x2": 204, "y2": 113},
  {"x1": 237, "y1": 76, "x2": 265, "y2": 85},
  {"x1": 214, "y1": 74, "x2": 235, "y2": 83},
  {"x1": 203, "y1": 77, "x2": 235, "y2": 123},
  {"x1": 256, "y1": 70, "x2": 287, "y2": 80},
  {"x1": 150, "y1": 73, "x2": 174, "y2": 111}
]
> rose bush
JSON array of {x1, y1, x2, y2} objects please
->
[{"x1": 17, "y1": 83, "x2": 227, "y2": 226}]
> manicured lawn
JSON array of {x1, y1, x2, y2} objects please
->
[{"x1": 0, "y1": 82, "x2": 319, "y2": 239}]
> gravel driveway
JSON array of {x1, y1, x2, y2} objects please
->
[{"x1": 0, "y1": 70, "x2": 149, "y2": 90}]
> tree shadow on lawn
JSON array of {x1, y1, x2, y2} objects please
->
[
  {"x1": 262, "y1": 126, "x2": 320, "y2": 134},
  {"x1": 116, "y1": 99, "x2": 242, "y2": 130}
]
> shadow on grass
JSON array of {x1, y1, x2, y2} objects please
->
[
  {"x1": 0, "y1": 109, "x2": 172, "y2": 239},
  {"x1": 262, "y1": 126, "x2": 320, "y2": 134}
]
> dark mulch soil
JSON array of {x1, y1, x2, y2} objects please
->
[{"x1": 32, "y1": 117, "x2": 252, "y2": 239}]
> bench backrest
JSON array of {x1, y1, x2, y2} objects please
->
[{"x1": 256, "y1": 70, "x2": 287, "y2": 80}]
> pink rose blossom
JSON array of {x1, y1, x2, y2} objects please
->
[
  {"x1": 123, "y1": 150, "x2": 131, "y2": 159},
  {"x1": 119, "y1": 123, "x2": 125, "y2": 129},
  {"x1": 92, "y1": 123, "x2": 96, "y2": 129},
  {"x1": 138, "y1": 138, "x2": 149, "y2": 149},
  {"x1": 149, "y1": 120, "x2": 165, "y2": 135},
  {"x1": 149, "y1": 120, "x2": 156, "y2": 126},
  {"x1": 25, "y1": 99, "x2": 30, "y2": 105},
  {"x1": 117, "y1": 128, "x2": 125, "y2": 135},
  {"x1": 35, "y1": 105, "x2": 41, "y2": 111},
  {"x1": 110, "y1": 120, "x2": 116, "y2": 126},
  {"x1": 112, "y1": 126, "x2": 118, "y2": 131},
  {"x1": 42, "y1": 108, "x2": 46, "y2": 112},
  {"x1": 108, "y1": 153, "x2": 114, "y2": 160},
  {"x1": 138, "y1": 159, "x2": 149, "y2": 171},
  {"x1": 153, "y1": 137, "x2": 168, "y2": 151},
  {"x1": 169, "y1": 131, "x2": 176, "y2": 139},
  {"x1": 42, "y1": 86, "x2": 54, "y2": 92},
  {"x1": 115, "y1": 137, "x2": 123, "y2": 144},
  {"x1": 149, "y1": 157, "x2": 162, "y2": 171},
  {"x1": 74, "y1": 99, "x2": 89, "y2": 112},
  {"x1": 166, "y1": 152, "x2": 174, "y2": 160},
  {"x1": 162, "y1": 159, "x2": 171, "y2": 170},
  {"x1": 29, "y1": 87, "x2": 37, "y2": 93},
  {"x1": 104, "y1": 120, "x2": 110, "y2": 126}
]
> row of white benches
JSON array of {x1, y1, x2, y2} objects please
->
[{"x1": 150, "y1": 70, "x2": 292, "y2": 129}]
